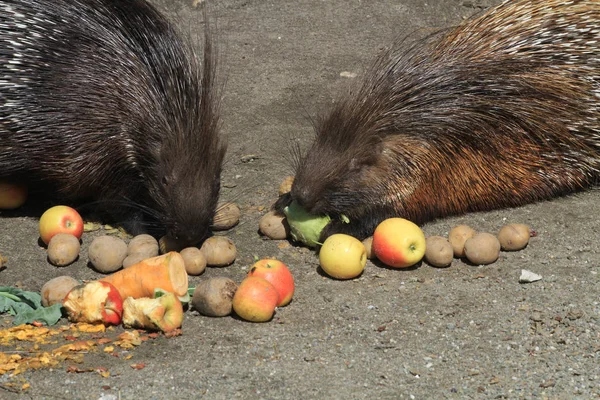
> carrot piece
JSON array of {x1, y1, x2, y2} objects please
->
[{"x1": 100, "y1": 252, "x2": 188, "y2": 299}]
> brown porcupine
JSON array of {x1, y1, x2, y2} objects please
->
[
  {"x1": 277, "y1": 0, "x2": 600, "y2": 240},
  {"x1": 0, "y1": 0, "x2": 226, "y2": 246}
]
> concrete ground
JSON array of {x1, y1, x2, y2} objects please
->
[{"x1": 2, "y1": 0, "x2": 599, "y2": 398}]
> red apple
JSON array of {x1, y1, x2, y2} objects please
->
[
  {"x1": 372, "y1": 218, "x2": 426, "y2": 268},
  {"x1": 248, "y1": 259, "x2": 295, "y2": 307},
  {"x1": 232, "y1": 277, "x2": 279, "y2": 322},
  {"x1": 0, "y1": 182, "x2": 27, "y2": 209},
  {"x1": 122, "y1": 292, "x2": 184, "y2": 333},
  {"x1": 63, "y1": 281, "x2": 123, "y2": 325},
  {"x1": 39, "y1": 205, "x2": 84, "y2": 245}
]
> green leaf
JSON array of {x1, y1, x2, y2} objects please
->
[{"x1": 0, "y1": 286, "x2": 63, "y2": 325}]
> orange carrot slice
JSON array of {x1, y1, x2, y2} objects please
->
[{"x1": 100, "y1": 252, "x2": 188, "y2": 299}]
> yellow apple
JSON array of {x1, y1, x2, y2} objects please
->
[
  {"x1": 0, "y1": 182, "x2": 27, "y2": 209},
  {"x1": 319, "y1": 234, "x2": 367, "y2": 280},
  {"x1": 39, "y1": 205, "x2": 84, "y2": 245},
  {"x1": 372, "y1": 218, "x2": 426, "y2": 268}
]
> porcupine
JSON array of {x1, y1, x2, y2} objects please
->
[
  {"x1": 0, "y1": 0, "x2": 226, "y2": 246},
  {"x1": 277, "y1": 0, "x2": 600, "y2": 240}
]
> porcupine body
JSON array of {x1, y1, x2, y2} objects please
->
[
  {"x1": 278, "y1": 0, "x2": 600, "y2": 240},
  {"x1": 0, "y1": 0, "x2": 225, "y2": 245}
]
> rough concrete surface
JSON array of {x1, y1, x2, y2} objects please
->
[{"x1": 1, "y1": 0, "x2": 600, "y2": 399}]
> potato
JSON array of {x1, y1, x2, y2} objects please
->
[
  {"x1": 448, "y1": 225, "x2": 477, "y2": 258},
  {"x1": 464, "y1": 232, "x2": 501, "y2": 265},
  {"x1": 258, "y1": 211, "x2": 289, "y2": 240},
  {"x1": 200, "y1": 236, "x2": 236, "y2": 267},
  {"x1": 213, "y1": 202, "x2": 241, "y2": 231},
  {"x1": 279, "y1": 175, "x2": 294, "y2": 195},
  {"x1": 362, "y1": 236, "x2": 375, "y2": 259},
  {"x1": 88, "y1": 235, "x2": 128, "y2": 273},
  {"x1": 159, "y1": 235, "x2": 185, "y2": 253},
  {"x1": 191, "y1": 277, "x2": 238, "y2": 317},
  {"x1": 497, "y1": 223, "x2": 530, "y2": 251},
  {"x1": 122, "y1": 253, "x2": 150, "y2": 269},
  {"x1": 41, "y1": 276, "x2": 80, "y2": 307},
  {"x1": 181, "y1": 247, "x2": 207, "y2": 276},
  {"x1": 127, "y1": 234, "x2": 159, "y2": 258},
  {"x1": 47, "y1": 233, "x2": 80, "y2": 267},
  {"x1": 424, "y1": 236, "x2": 453, "y2": 268}
]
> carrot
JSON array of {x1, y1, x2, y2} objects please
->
[{"x1": 100, "y1": 252, "x2": 188, "y2": 299}]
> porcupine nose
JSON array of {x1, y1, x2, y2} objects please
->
[{"x1": 293, "y1": 187, "x2": 315, "y2": 210}]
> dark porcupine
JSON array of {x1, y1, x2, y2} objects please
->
[
  {"x1": 277, "y1": 0, "x2": 600, "y2": 240},
  {"x1": 0, "y1": 0, "x2": 226, "y2": 246}
]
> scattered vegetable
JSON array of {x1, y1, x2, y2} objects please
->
[
  {"x1": 100, "y1": 251, "x2": 189, "y2": 300},
  {"x1": 213, "y1": 202, "x2": 241, "y2": 231},
  {"x1": 279, "y1": 175, "x2": 294, "y2": 195},
  {"x1": 127, "y1": 234, "x2": 159, "y2": 259},
  {"x1": 180, "y1": 247, "x2": 207, "y2": 275},
  {"x1": 200, "y1": 236, "x2": 236, "y2": 267},
  {"x1": 0, "y1": 181, "x2": 27, "y2": 209},
  {"x1": 0, "y1": 286, "x2": 63, "y2": 325},
  {"x1": 283, "y1": 200, "x2": 330, "y2": 247},
  {"x1": 498, "y1": 223, "x2": 530, "y2": 251},
  {"x1": 191, "y1": 277, "x2": 238, "y2": 317},
  {"x1": 362, "y1": 236, "x2": 374, "y2": 259},
  {"x1": 464, "y1": 232, "x2": 501, "y2": 265},
  {"x1": 47, "y1": 233, "x2": 80, "y2": 267},
  {"x1": 448, "y1": 225, "x2": 476, "y2": 258},
  {"x1": 88, "y1": 235, "x2": 128, "y2": 273},
  {"x1": 41, "y1": 276, "x2": 80, "y2": 307},
  {"x1": 258, "y1": 211, "x2": 289, "y2": 240},
  {"x1": 424, "y1": 236, "x2": 453, "y2": 268}
]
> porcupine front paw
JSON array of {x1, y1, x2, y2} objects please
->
[
  {"x1": 273, "y1": 192, "x2": 292, "y2": 215},
  {"x1": 318, "y1": 217, "x2": 377, "y2": 243}
]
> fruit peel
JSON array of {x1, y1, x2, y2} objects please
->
[
  {"x1": 122, "y1": 292, "x2": 183, "y2": 333},
  {"x1": 283, "y1": 201, "x2": 331, "y2": 247}
]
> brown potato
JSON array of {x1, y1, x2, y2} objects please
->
[
  {"x1": 41, "y1": 276, "x2": 80, "y2": 307},
  {"x1": 159, "y1": 235, "x2": 185, "y2": 253},
  {"x1": 213, "y1": 202, "x2": 241, "y2": 231},
  {"x1": 258, "y1": 211, "x2": 289, "y2": 240},
  {"x1": 127, "y1": 234, "x2": 159, "y2": 258},
  {"x1": 88, "y1": 235, "x2": 128, "y2": 273},
  {"x1": 200, "y1": 236, "x2": 236, "y2": 267},
  {"x1": 180, "y1": 247, "x2": 207, "y2": 276},
  {"x1": 279, "y1": 176, "x2": 294, "y2": 195},
  {"x1": 424, "y1": 236, "x2": 453, "y2": 268},
  {"x1": 464, "y1": 232, "x2": 501, "y2": 265},
  {"x1": 448, "y1": 225, "x2": 477, "y2": 257},
  {"x1": 122, "y1": 253, "x2": 150, "y2": 269},
  {"x1": 47, "y1": 233, "x2": 80, "y2": 267},
  {"x1": 191, "y1": 277, "x2": 238, "y2": 317},
  {"x1": 497, "y1": 224, "x2": 530, "y2": 251},
  {"x1": 362, "y1": 236, "x2": 375, "y2": 259}
]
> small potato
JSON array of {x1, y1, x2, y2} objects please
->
[
  {"x1": 122, "y1": 253, "x2": 150, "y2": 269},
  {"x1": 213, "y1": 202, "x2": 241, "y2": 231},
  {"x1": 159, "y1": 235, "x2": 185, "y2": 253},
  {"x1": 88, "y1": 235, "x2": 128, "y2": 273},
  {"x1": 258, "y1": 211, "x2": 289, "y2": 240},
  {"x1": 448, "y1": 225, "x2": 477, "y2": 258},
  {"x1": 181, "y1": 247, "x2": 207, "y2": 276},
  {"x1": 362, "y1": 236, "x2": 375, "y2": 259},
  {"x1": 47, "y1": 233, "x2": 80, "y2": 267},
  {"x1": 279, "y1": 175, "x2": 294, "y2": 195},
  {"x1": 464, "y1": 232, "x2": 501, "y2": 265},
  {"x1": 192, "y1": 277, "x2": 238, "y2": 317},
  {"x1": 41, "y1": 276, "x2": 80, "y2": 307},
  {"x1": 424, "y1": 236, "x2": 453, "y2": 268},
  {"x1": 127, "y1": 234, "x2": 159, "y2": 258},
  {"x1": 497, "y1": 224, "x2": 530, "y2": 251},
  {"x1": 200, "y1": 236, "x2": 236, "y2": 267}
]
